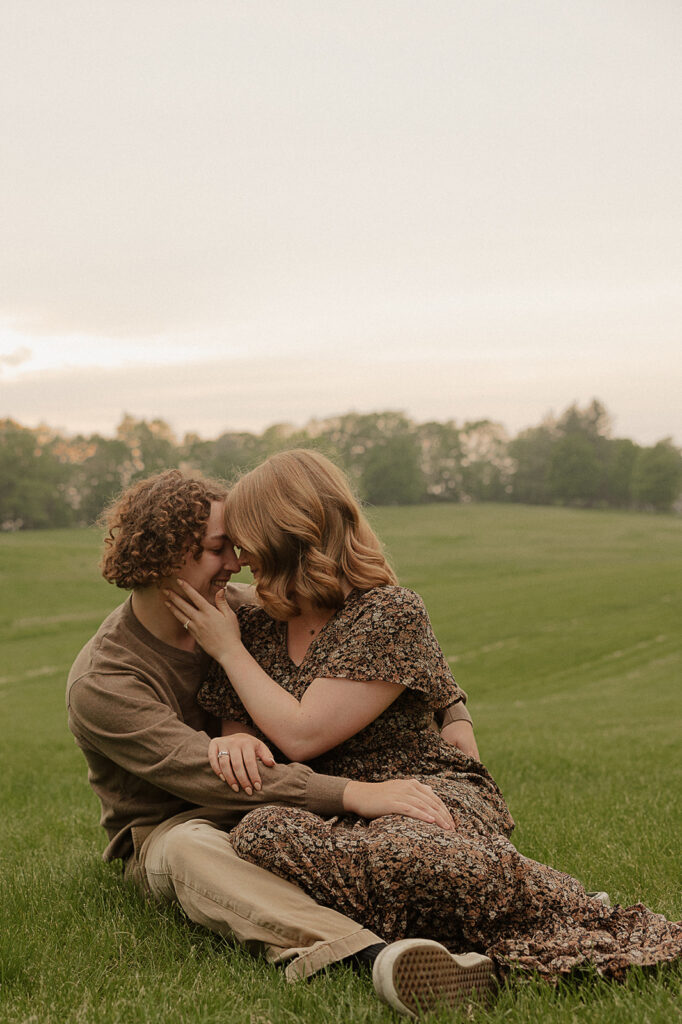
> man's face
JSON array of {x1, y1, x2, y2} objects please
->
[{"x1": 174, "y1": 501, "x2": 239, "y2": 605}]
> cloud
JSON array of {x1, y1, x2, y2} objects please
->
[
  {"x1": 0, "y1": 346, "x2": 32, "y2": 371},
  {"x1": 1, "y1": 2, "x2": 681, "y2": 340},
  {"x1": 1, "y1": 350, "x2": 678, "y2": 447}
]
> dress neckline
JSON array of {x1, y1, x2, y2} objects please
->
[{"x1": 280, "y1": 589, "x2": 359, "y2": 669}]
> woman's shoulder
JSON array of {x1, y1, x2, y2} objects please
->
[
  {"x1": 349, "y1": 585, "x2": 427, "y2": 619},
  {"x1": 237, "y1": 603, "x2": 279, "y2": 637}
]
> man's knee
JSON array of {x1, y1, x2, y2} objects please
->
[{"x1": 146, "y1": 818, "x2": 231, "y2": 886}]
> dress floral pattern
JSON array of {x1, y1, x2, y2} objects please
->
[{"x1": 197, "y1": 587, "x2": 682, "y2": 980}]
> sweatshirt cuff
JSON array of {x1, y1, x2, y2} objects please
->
[
  {"x1": 304, "y1": 771, "x2": 349, "y2": 816},
  {"x1": 440, "y1": 701, "x2": 473, "y2": 727}
]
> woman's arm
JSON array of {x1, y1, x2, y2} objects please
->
[
  {"x1": 166, "y1": 582, "x2": 403, "y2": 761},
  {"x1": 220, "y1": 644, "x2": 403, "y2": 760},
  {"x1": 220, "y1": 718, "x2": 260, "y2": 738}
]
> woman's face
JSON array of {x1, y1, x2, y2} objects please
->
[{"x1": 237, "y1": 547, "x2": 262, "y2": 581}]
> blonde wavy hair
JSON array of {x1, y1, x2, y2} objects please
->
[{"x1": 224, "y1": 449, "x2": 397, "y2": 619}]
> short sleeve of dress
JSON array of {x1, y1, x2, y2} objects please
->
[
  {"x1": 196, "y1": 659, "x2": 251, "y2": 723},
  {"x1": 322, "y1": 588, "x2": 465, "y2": 709},
  {"x1": 195, "y1": 606, "x2": 256, "y2": 724}
]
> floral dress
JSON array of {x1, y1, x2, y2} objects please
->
[{"x1": 197, "y1": 586, "x2": 682, "y2": 980}]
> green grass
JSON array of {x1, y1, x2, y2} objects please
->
[{"x1": 1, "y1": 506, "x2": 681, "y2": 1023}]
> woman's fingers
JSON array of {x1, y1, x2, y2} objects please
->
[
  {"x1": 256, "y1": 740, "x2": 276, "y2": 767},
  {"x1": 396, "y1": 802, "x2": 434, "y2": 824},
  {"x1": 226, "y1": 747, "x2": 254, "y2": 794},
  {"x1": 342, "y1": 778, "x2": 454, "y2": 826},
  {"x1": 242, "y1": 747, "x2": 263, "y2": 791},
  {"x1": 395, "y1": 797, "x2": 447, "y2": 829},
  {"x1": 210, "y1": 743, "x2": 253, "y2": 792},
  {"x1": 241, "y1": 740, "x2": 276, "y2": 790},
  {"x1": 405, "y1": 800, "x2": 451, "y2": 830},
  {"x1": 217, "y1": 752, "x2": 240, "y2": 791},
  {"x1": 209, "y1": 741, "x2": 238, "y2": 788},
  {"x1": 176, "y1": 578, "x2": 213, "y2": 610},
  {"x1": 208, "y1": 742, "x2": 223, "y2": 778},
  {"x1": 419, "y1": 787, "x2": 454, "y2": 827},
  {"x1": 402, "y1": 781, "x2": 454, "y2": 830},
  {"x1": 423, "y1": 794, "x2": 454, "y2": 830},
  {"x1": 402, "y1": 798, "x2": 449, "y2": 830},
  {"x1": 215, "y1": 589, "x2": 231, "y2": 614},
  {"x1": 428, "y1": 805, "x2": 453, "y2": 830},
  {"x1": 210, "y1": 735, "x2": 276, "y2": 792},
  {"x1": 164, "y1": 589, "x2": 196, "y2": 621},
  {"x1": 166, "y1": 586, "x2": 197, "y2": 611},
  {"x1": 164, "y1": 583, "x2": 216, "y2": 620}
]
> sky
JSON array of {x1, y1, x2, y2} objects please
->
[{"x1": 1, "y1": 0, "x2": 680, "y2": 445}]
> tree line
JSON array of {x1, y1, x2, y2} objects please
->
[{"x1": 1, "y1": 400, "x2": 680, "y2": 530}]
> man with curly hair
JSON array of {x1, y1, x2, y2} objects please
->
[{"x1": 66, "y1": 470, "x2": 471, "y2": 1004}]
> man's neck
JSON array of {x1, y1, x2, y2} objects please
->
[{"x1": 131, "y1": 586, "x2": 196, "y2": 651}]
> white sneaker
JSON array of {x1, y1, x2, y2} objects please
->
[
  {"x1": 372, "y1": 939, "x2": 496, "y2": 1018},
  {"x1": 587, "y1": 891, "x2": 611, "y2": 906}
]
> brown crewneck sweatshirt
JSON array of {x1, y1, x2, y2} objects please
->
[{"x1": 67, "y1": 597, "x2": 348, "y2": 862}]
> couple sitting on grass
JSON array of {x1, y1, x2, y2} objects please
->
[{"x1": 67, "y1": 450, "x2": 681, "y2": 1018}]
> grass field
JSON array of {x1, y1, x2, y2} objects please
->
[{"x1": 1, "y1": 504, "x2": 681, "y2": 1023}]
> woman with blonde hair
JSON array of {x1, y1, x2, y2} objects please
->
[{"x1": 166, "y1": 448, "x2": 681, "y2": 1009}]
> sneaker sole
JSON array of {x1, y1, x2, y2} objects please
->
[
  {"x1": 373, "y1": 939, "x2": 496, "y2": 1019},
  {"x1": 587, "y1": 891, "x2": 611, "y2": 907}
]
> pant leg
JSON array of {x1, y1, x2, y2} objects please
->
[{"x1": 133, "y1": 813, "x2": 380, "y2": 980}]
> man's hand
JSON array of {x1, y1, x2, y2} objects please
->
[
  {"x1": 342, "y1": 779, "x2": 454, "y2": 830},
  {"x1": 208, "y1": 733, "x2": 276, "y2": 795},
  {"x1": 441, "y1": 719, "x2": 480, "y2": 761}
]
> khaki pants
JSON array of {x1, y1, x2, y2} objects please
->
[{"x1": 127, "y1": 811, "x2": 380, "y2": 980}]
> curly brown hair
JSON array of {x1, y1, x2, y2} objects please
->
[{"x1": 100, "y1": 470, "x2": 228, "y2": 589}]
